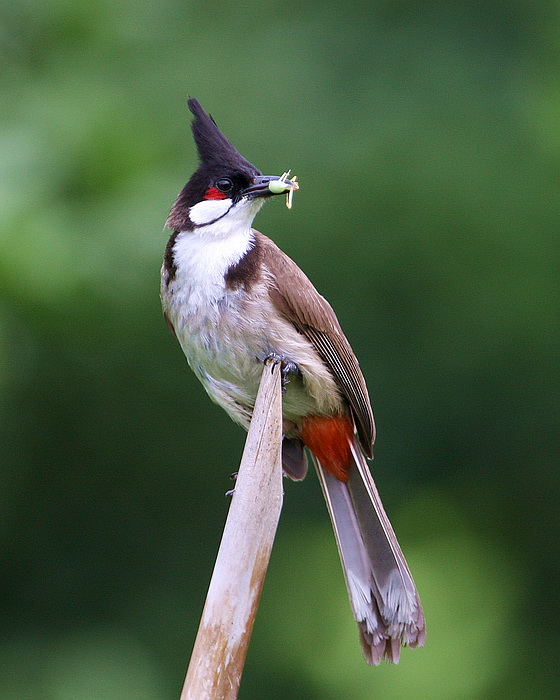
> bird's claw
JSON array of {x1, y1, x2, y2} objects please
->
[
  {"x1": 263, "y1": 352, "x2": 301, "y2": 393},
  {"x1": 225, "y1": 472, "x2": 238, "y2": 497}
]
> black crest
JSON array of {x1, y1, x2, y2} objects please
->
[
  {"x1": 165, "y1": 99, "x2": 261, "y2": 232},
  {"x1": 188, "y1": 98, "x2": 259, "y2": 174}
]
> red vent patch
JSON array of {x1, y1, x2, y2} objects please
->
[{"x1": 300, "y1": 414, "x2": 353, "y2": 482}]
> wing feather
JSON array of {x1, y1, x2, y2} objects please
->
[{"x1": 257, "y1": 231, "x2": 375, "y2": 455}]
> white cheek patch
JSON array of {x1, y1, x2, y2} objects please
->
[{"x1": 189, "y1": 198, "x2": 233, "y2": 226}]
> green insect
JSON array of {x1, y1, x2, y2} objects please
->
[{"x1": 268, "y1": 170, "x2": 299, "y2": 208}]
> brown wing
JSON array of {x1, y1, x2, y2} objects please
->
[{"x1": 257, "y1": 232, "x2": 375, "y2": 457}]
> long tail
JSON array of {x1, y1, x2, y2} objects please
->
[{"x1": 312, "y1": 437, "x2": 425, "y2": 664}]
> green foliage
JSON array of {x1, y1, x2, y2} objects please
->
[{"x1": 1, "y1": 1, "x2": 559, "y2": 697}]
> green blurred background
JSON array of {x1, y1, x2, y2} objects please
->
[{"x1": 1, "y1": 1, "x2": 558, "y2": 698}]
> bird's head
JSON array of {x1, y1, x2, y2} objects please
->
[{"x1": 166, "y1": 98, "x2": 298, "y2": 232}]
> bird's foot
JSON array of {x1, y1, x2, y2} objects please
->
[
  {"x1": 263, "y1": 352, "x2": 301, "y2": 393},
  {"x1": 225, "y1": 471, "x2": 238, "y2": 497}
]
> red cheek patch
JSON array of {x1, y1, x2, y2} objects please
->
[{"x1": 204, "y1": 187, "x2": 227, "y2": 200}]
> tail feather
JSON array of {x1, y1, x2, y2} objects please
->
[{"x1": 313, "y1": 437, "x2": 425, "y2": 664}]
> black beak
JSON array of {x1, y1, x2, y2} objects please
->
[{"x1": 242, "y1": 175, "x2": 298, "y2": 199}]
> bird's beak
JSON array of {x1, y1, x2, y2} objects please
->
[{"x1": 242, "y1": 173, "x2": 299, "y2": 200}]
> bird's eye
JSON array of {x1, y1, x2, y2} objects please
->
[{"x1": 215, "y1": 178, "x2": 234, "y2": 193}]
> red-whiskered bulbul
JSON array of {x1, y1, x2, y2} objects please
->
[{"x1": 161, "y1": 98, "x2": 425, "y2": 664}]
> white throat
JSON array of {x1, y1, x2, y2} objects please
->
[{"x1": 168, "y1": 197, "x2": 264, "y2": 312}]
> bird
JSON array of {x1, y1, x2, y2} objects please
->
[{"x1": 161, "y1": 98, "x2": 425, "y2": 664}]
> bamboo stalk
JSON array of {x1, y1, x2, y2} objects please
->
[{"x1": 181, "y1": 360, "x2": 283, "y2": 700}]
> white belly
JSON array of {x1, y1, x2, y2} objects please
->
[
  {"x1": 161, "y1": 226, "x2": 343, "y2": 431},
  {"x1": 165, "y1": 284, "x2": 332, "y2": 428}
]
